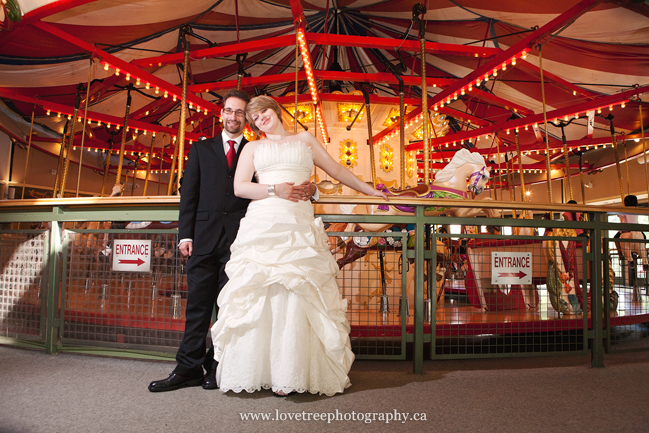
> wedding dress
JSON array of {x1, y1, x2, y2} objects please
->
[{"x1": 210, "y1": 141, "x2": 354, "y2": 396}]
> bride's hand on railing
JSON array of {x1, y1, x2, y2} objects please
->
[{"x1": 370, "y1": 188, "x2": 390, "y2": 201}]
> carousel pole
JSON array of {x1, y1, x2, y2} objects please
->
[
  {"x1": 639, "y1": 99, "x2": 649, "y2": 198},
  {"x1": 20, "y1": 107, "x2": 35, "y2": 199},
  {"x1": 236, "y1": 53, "x2": 246, "y2": 91},
  {"x1": 52, "y1": 123, "x2": 67, "y2": 198},
  {"x1": 495, "y1": 135, "x2": 503, "y2": 202},
  {"x1": 417, "y1": 10, "x2": 430, "y2": 185},
  {"x1": 514, "y1": 130, "x2": 529, "y2": 215},
  {"x1": 363, "y1": 87, "x2": 377, "y2": 187},
  {"x1": 538, "y1": 46, "x2": 554, "y2": 208},
  {"x1": 175, "y1": 38, "x2": 190, "y2": 195},
  {"x1": 75, "y1": 58, "x2": 94, "y2": 197},
  {"x1": 399, "y1": 82, "x2": 406, "y2": 189},
  {"x1": 130, "y1": 154, "x2": 140, "y2": 196},
  {"x1": 623, "y1": 140, "x2": 630, "y2": 195},
  {"x1": 604, "y1": 114, "x2": 625, "y2": 202},
  {"x1": 157, "y1": 136, "x2": 166, "y2": 196},
  {"x1": 505, "y1": 152, "x2": 517, "y2": 218},
  {"x1": 560, "y1": 123, "x2": 574, "y2": 201},
  {"x1": 100, "y1": 135, "x2": 114, "y2": 197},
  {"x1": 142, "y1": 135, "x2": 156, "y2": 196},
  {"x1": 166, "y1": 137, "x2": 178, "y2": 196},
  {"x1": 59, "y1": 84, "x2": 83, "y2": 197},
  {"x1": 579, "y1": 153, "x2": 587, "y2": 205},
  {"x1": 114, "y1": 85, "x2": 133, "y2": 193},
  {"x1": 294, "y1": 23, "x2": 299, "y2": 134}
]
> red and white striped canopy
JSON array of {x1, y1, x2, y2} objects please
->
[{"x1": 1, "y1": 0, "x2": 648, "y2": 174}]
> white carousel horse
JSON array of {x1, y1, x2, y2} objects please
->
[{"x1": 352, "y1": 148, "x2": 500, "y2": 232}]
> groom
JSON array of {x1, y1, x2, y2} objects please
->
[{"x1": 149, "y1": 90, "x2": 315, "y2": 392}]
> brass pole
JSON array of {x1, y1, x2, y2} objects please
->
[
  {"x1": 166, "y1": 137, "x2": 179, "y2": 196},
  {"x1": 100, "y1": 138, "x2": 114, "y2": 197},
  {"x1": 60, "y1": 85, "x2": 82, "y2": 197},
  {"x1": 579, "y1": 153, "x2": 587, "y2": 205},
  {"x1": 560, "y1": 125, "x2": 574, "y2": 201},
  {"x1": 114, "y1": 86, "x2": 133, "y2": 189},
  {"x1": 52, "y1": 124, "x2": 66, "y2": 198},
  {"x1": 512, "y1": 131, "x2": 527, "y2": 197},
  {"x1": 75, "y1": 58, "x2": 94, "y2": 197},
  {"x1": 142, "y1": 135, "x2": 155, "y2": 196},
  {"x1": 294, "y1": 25, "x2": 299, "y2": 134},
  {"x1": 495, "y1": 136, "x2": 503, "y2": 203},
  {"x1": 158, "y1": 136, "x2": 165, "y2": 196},
  {"x1": 175, "y1": 41, "x2": 190, "y2": 194},
  {"x1": 607, "y1": 115, "x2": 626, "y2": 202},
  {"x1": 514, "y1": 130, "x2": 528, "y2": 215},
  {"x1": 20, "y1": 107, "x2": 35, "y2": 199},
  {"x1": 538, "y1": 46, "x2": 553, "y2": 207},
  {"x1": 623, "y1": 140, "x2": 630, "y2": 195},
  {"x1": 363, "y1": 89, "x2": 377, "y2": 187},
  {"x1": 399, "y1": 85, "x2": 406, "y2": 189},
  {"x1": 506, "y1": 153, "x2": 516, "y2": 218},
  {"x1": 420, "y1": 38, "x2": 429, "y2": 185},
  {"x1": 639, "y1": 99, "x2": 649, "y2": 199}
]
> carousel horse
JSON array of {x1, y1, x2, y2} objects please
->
[{"x1": 351, "y1": 148, "x2": 500, "y2": 233}]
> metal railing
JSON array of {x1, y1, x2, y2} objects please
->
[{"x1": 1, "y1": 196, "x2": 648, "y2": 373}]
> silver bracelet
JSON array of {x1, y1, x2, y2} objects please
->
[{"x1": 268, "y1": 184, "x2": 275, "y2": 196}]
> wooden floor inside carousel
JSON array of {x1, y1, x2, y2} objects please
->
[{"x1": 6, "y1": 275, "x2": 649, "y2": 344}]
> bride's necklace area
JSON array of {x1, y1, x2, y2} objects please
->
[{"x1": 265, "y1": 130, "x2": 287, "y2": 143}]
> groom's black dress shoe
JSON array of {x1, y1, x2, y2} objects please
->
[
  {"x1": 148, "y1": 373, "x2": 203, "y2": 392},
  {"x1": 202, "y1": 371, "x2": 218, "y2": 390}
]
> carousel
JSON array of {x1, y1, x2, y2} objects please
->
[{"x1": 1, "y1": 0, "x2": 649, "y2": 362}]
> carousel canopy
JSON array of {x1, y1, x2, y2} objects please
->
[{"x1": 1, "y1": 0, "x2": 648, "y2": 183}]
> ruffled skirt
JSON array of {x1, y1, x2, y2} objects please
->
[{"x1": 210, "y1": 198, "x2": 354, "y2": 396}]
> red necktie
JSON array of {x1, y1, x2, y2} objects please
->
[{"x1": 226, "y1": 140, "x2": 236, "y2": 168}]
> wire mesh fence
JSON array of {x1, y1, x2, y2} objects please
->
[
  {"x1": 327, "y1": 228, "x2": 408, "y2": 359},
  {"x1": 431, "y1": 227, "x2": 589, "y2": 359},
  {"x1": 2, "y1": 205, "x2": 649, "y2": 367},
  {"x1": 606, "y1": 237, "x2": 649, "y2": 353},
  {"x1": 0, "y1": 230, "x2": 47, "y2": 341},
  {"x1": 61, "y1": 228, "x2": 185, "y2": 354}
]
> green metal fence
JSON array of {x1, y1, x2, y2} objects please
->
[{"x1": 1, "y1": 197, "x2": 648, "y2": 373}]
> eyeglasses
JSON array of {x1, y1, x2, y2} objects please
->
[{"x1": 222, "y1": 108, "x2": 246, "y2": 117}]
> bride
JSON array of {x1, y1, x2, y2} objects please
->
[{"x1": 210, "y1": 95, "x2": 388, "y2": 396}]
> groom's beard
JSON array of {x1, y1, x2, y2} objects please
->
[{"x1": 225, "y1": 120, "x2": 244, "y2": 135}]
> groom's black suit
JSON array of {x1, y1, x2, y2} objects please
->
[{"x1": 174, "y1": 134, "x2": 251, "y2": 377}]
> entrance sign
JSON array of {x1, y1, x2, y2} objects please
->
[
  {"x1": 491, "y1": 252, "x2": 532, "y2": 285},
  {"x1": 112, "y1": 239, "x2": 152, "y2": 272}
]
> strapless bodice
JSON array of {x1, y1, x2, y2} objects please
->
[{"x1": 254, "y1": 141, "x2": 313, "y2": 185}]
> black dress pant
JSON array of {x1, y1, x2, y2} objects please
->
[{"x1": 173, "y1": 227, "x2": 231, "y2": 377}]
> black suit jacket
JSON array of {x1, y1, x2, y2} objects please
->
[{"x1": 179, "y1": 135, "x2": 252, "y2": 256}]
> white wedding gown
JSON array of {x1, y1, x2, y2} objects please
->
[{"x1": 210, "y1": 141, "x2": 354, "y2": 396}]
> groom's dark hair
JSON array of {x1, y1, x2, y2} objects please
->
[{"x1": 222, "y1": 89, "x2": 250, "y2": 106}]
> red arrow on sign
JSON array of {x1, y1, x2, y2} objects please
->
[
  {"x1": 498, "y1": 271, "x2": 527, "y2": 279},
  {"x1": 119, "y1": 258, "x2": 145, "y2": 266}
]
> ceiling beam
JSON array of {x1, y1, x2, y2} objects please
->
[
  {"x1": 33, "y1": 21, "x2": 220, "y2": 115},
  {"x1": 403, "y1": 85, "x2": 648, "y2": 151},
  {"x1": 372, "y1": 0, "x2": 603, "y2": 144},
  {"x1": 0, "y1": 87, "x2": 200, "y2": 141}
]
